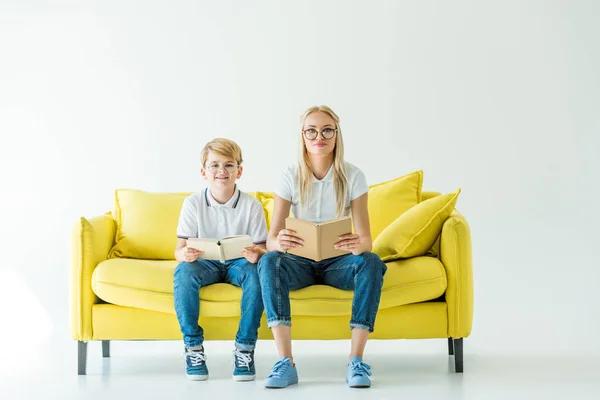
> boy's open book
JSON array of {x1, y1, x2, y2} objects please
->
[
  {"x1": 285, "y1": 216, "x2": 353, "y2": 262},
  {"x1": 186, "y1": 235, "x2": 253, "y2": 263}
]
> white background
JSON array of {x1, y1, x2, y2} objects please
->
[{"x1": 0, "y1": 0, "x2": 599, "y2": 359}]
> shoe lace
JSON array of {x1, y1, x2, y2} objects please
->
[
  {"x1": 268, "y1": 359, "x2": 290, "y2": 378},
  {"x1": 185, "y1": 350, "x2": 206, "y2": 367},
  {"x1": 233, "y1": 350, "x2": 253, "y2": 370},
  {"x1": 349, "y1": 360, "x2": 372, "y2": 378}
]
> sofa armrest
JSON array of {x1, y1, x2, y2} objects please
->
[
  {"x1": 440, "y1": 210, "x2": 474, "y2": 338},
  {"x1": 70, "y1": 214, "x2": 115, "y2": 341}
]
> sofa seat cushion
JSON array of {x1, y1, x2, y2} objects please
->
[{"x1": 91, "y1": 256, "x2": 446, "y2": 317}]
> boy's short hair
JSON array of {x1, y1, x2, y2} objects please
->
[{"x1": 201, "y1": 138, "x2": 243, "y2": 166}]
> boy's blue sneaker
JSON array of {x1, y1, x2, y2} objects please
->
[
  {"x1": 346, "y1": 356, "x2": 372, "y2": 388},
  {"x1": 264, "y1": 357, "x2": 298, "y2": 388},
  {"x1": 185, "y1": 347, "x2": 208, "y2": 381},
  {"x1": 233, "y1": 349, "x2": 256, "y2": 381}
]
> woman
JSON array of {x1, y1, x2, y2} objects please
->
[{"x1": 257, "y1": 105, "x2": 387, "y2": 388}]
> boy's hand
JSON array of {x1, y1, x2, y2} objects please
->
[
  {"x1": 241, "y1": 245, "x2": 266, "y2": 264},
  {"x1": 182, "y1": 246, "x2": 202, "y2": 262}
]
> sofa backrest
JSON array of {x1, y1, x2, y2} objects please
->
[{"x1": 108, "y1": 171, "x2": 429, "y2": 260}]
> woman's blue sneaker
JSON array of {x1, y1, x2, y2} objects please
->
[
  {"x1": 264, "y1": 357, "x2": 298, "y2": 388},
  {"x1": 346, "y1": 356, "x2": 372, "y2": 388},
  {"x1": 233, "y1": 349, "x2": 256, "y2": 381},
  {"x1": 185, "y1": 347, "x2": 208, "y2": 381}
]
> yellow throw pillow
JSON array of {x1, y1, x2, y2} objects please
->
[
  {"x1": 373, "y1": 189, "x2": 461, "y2": 260},
  {"x1": 109, "y1": 189, "x2": 191, "y2": 260},
  {"x1": 255, "y1": 192, "x2": 275, "y2": 231},
  {"x1": 368, "y1": 170, "x2": 423, "y2": 239}
]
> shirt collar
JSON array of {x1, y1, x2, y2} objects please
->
[
  {"x1": 311, "y1": 164, "x2": 335, "y2": 183},
  {"x1": 205, "y1": 186, "x2": 241, "y2": 208}
]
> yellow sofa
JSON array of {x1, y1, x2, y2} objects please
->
[{"x1": 71, "y1": 189, "x2": 473, "y2": 375}]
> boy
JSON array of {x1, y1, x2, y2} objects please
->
[{"x1": 174, "y1": 138, "x2": 267, "y2": 381}]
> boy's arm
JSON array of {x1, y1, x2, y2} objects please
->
[
  {"x1": 248, "y1": 200, "x2": 269, "y2": 246},
  {"x1": 175, "y1": 197, "x2": 200, "y2": 262}
]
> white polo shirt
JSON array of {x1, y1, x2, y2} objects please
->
[
  {"x1": 176, "y1": 187, "x2": 268, "y2": 244},
  {"x1": 275, "y1": 162, "x2": 369, "y2": 223}
]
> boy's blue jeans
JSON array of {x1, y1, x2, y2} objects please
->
[
  {"x1": 257, "y1": 252, "x2": 387, "y2": 332},
  {"x1": 173, "y1": 258, "x2": 263, "y2": 350}
]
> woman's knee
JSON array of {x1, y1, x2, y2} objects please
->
[
  {"x1": 257, "y1": 251, "x2": 282, "y2": 277},
  {"x1": 357, "y1": 252, "x2": 387, "y2": 276}
]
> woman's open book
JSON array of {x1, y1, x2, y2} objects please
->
[
  {"x1": 186, "y1": 235, "x2": 253, "y2": 263},
  {"x1": 285, "y1": 216, "x2": 353, "y2": 261}
]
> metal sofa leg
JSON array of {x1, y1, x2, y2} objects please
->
[
  {"x1": 448, "y1": 337, "x2": 454, "y2": 355},
  {"x1": 453, "y1": 338, "x2": 463, "y2": 373},
  {"x1": 78, "y1": 341, "x2": 88, "y2": 375},
  {"x1": 102, "y1": 340, "x2": 110, "y2": 358}
]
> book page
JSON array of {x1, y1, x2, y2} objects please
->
[
  {"x1": 319, "y1": 216, "x2": 352, "y2": 260},
  {"x1": 186, "y1": 238, "x2": 222, "y2": 261},
  {"x1": 285, "y1": 218, "x2": 319, "y2": 260},
  {"x1": 221, "y1": 235, "x2": 253, "y2": 261}
]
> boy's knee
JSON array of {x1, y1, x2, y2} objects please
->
[{"x1": 175, "y1": 261, "x2": 196, "y2": 279}]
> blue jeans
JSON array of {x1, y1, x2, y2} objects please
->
[
  {"x1": 173, "y1": 258, "x2": 263, "y2": 350},
  {"x1": 257, "y1": 252, "x2": 387, "y2": 332}
]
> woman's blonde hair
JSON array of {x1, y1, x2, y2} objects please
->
[
  {"x1": 201, "y1": 138, "x2": 243, "y2": 166},
  {"x1": 298, "y1": 105, "x2": 348, "y2": 217}
]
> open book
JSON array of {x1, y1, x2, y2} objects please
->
[
  {"x1": 285, "y1": 216, "x2": 353, "y2": 262},
  {"x1": 186, "y1": 235, "x2": 253, "y2": 263}
]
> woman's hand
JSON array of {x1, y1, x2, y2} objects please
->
[
  {"x1": 241, "y1": 245, "x2": 266, "y2": 264},
  {"x1": 277, "y1": 229, "x2": 304, "y2": 252},
  {"x1": 334, "y1": 233, "x2": 363, "y2": 255},
  {"x1": 181, "y1": 246, "x2": 202, "y2": 262}
]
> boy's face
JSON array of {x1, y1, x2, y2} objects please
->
[{"x1": 201, "y1": 152, "x2": 243, "y2": 189}]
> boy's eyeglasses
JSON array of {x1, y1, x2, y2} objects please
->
[
  {"x1": 302, "y1": 128, "x2": 337, "y2": 140},
  {"x1": 205, "y1": 162, "x2": 239, "y2": 174}
]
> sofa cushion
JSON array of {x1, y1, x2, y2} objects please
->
[
  {"x1": 373, "y1": 189, "x2": 461, "y2": 260},
  {"x1": 109, "y1": 190, "x2": 191, "y2": 260},
  {"x1": 91, "y1": 256, "x2": 446, "y2": 317},
  {"x1": 367, "y1": 170, "x2": 423, "y2": 240}
]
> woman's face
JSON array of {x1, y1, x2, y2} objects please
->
[{"x1": 302, "y1": 111, "x2": 337, "y2": 156}]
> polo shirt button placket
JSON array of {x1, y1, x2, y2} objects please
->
[{"x1": 317, "y1": 182, "x2": 322, "y2": 221}]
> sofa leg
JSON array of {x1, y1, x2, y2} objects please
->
[
  {"x1": 102, "y1": 340, "x2": 110, "y2": 358},
  {"x1": 78, "y1": 341, "x2": 87, "y2": 375},
  {"x1": 453, "y1": 338, "x2": 463, "y2": 373},
  {"x1": 448, "y1": 338, "x2": 454, "y2": 355}
]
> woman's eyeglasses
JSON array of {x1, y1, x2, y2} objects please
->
[{"x1": 302, "y1": 128, "x2": 337, "y2": 140}]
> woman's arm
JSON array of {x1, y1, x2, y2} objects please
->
[
  {"x1": 267, "y1": 195, "x2": 304, "y2": 252},
  {"x1": 335, "y1": 192, "x2": 373, "y2": 254}
]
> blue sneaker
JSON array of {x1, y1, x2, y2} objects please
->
[
  {"x1": 346, "y1": 356, "x2": 372, "y2": 388},
  {"x1": 185, "y1": 347, "x2": 208, "y2": 381},
  {"x1": 233, "y1": 349, "x2": 256, "y2": 382},
  {"x1": 264, "y1": 357, "x2": 298, "y2": 388}
]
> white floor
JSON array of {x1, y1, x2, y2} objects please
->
[{"x1": 1, "y1": 336, "x2": 599, "y2": 400}]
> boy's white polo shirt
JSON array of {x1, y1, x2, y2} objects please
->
[
  {"x1": 275, "y1": 161, "x2": 369, "y2": 223},
  {"x1": 176, "y1": 187, "x2": 268, "y2": 244}
]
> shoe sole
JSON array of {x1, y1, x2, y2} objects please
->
[
  {"x1": 265, "y1": 379, "x2": 298, "y2": 389},
  {"x1": 233, "y1": 374, "x2": 256, "y2": 382},
  {"x1": 187, "y1": 374, "x2": 209, "y2": 381}
]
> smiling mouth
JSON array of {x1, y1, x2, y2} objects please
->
[{"x1": 216, "y1": 176, "x2": 230, "y2": 180}]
